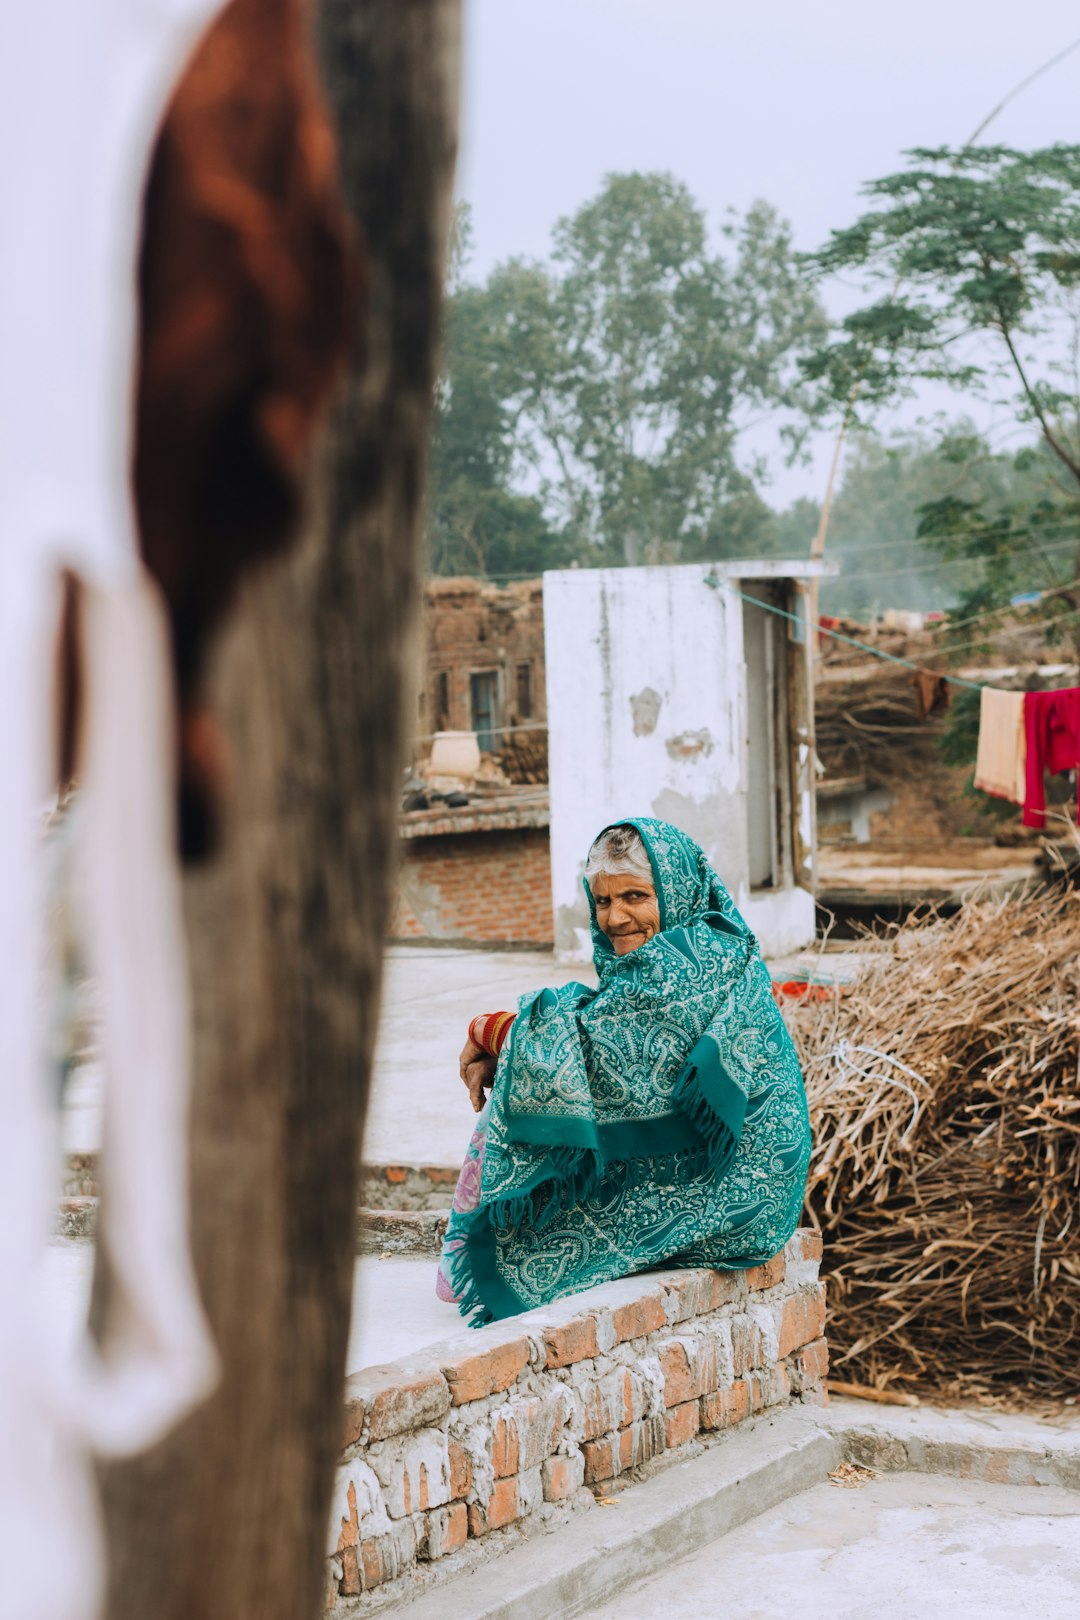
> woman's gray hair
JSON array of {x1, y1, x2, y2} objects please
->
[{"x1": 584, "y1": 824, "x2": 654, "y2": 886}]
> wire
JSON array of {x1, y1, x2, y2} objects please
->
[
  {"x1": 409, "y1": 575, "x2": 1080, "y2": 751},
  {"x1": 818, "y1": 510, "x2": 1080, "y2": 555},
  {"x1": 709, "y1": 576, "x2": 985, "y2": 692},
  {"x1": 433, "y1": 512, "x2": 1080, "y2": 586},
  {"x1": 926, "y1": 579, "x2": 1080, "y2": 637},
  {"x1": 905, "y1": 609, "x2": 1080, "y2": 663},
  {"x1": 717, "y1": 576, "x2": 1080, "y2": 693},
  {"x1": 830, "y1": 535, "x2": 1080, "y2": 585}
]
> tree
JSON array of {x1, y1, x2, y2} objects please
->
[
  {"x1": 914, "y1": 434, "x2": 1080, "y2": 631},
  {"x1": 433, "y1": 173, "x2": 826, "y2": 570},
  {"x1": 428, "y1": 205, "x2": 571, "y2": 576},
  {"x1": 804, "y1": 144, "x2": 1080, "y2": 614},
  {"x1": 95, "y1": 5, "x2": 460, "y2": 1618},
  {"x1": 813, "y1": 428, "x2": 1018, "y2": 618}
]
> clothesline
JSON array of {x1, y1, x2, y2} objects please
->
[
  {"x1": 411, "y1": 576, "x2": 1075, "y2": 745},
  {"x1": 713, "y1": 579, "x2": 988, "y2": 692},
  {"x1": 722, "y1": 580, "x2": 1080, "y2": 696},
  {"x1": 718, "y1": 579, "x2": 1079, "y2": 830},
  {"x1": 922, "y1": 578, "x2": 1080, "y2": 638}
]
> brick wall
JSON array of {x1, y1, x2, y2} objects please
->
[
  {"x1": 393, "y1": 827, "x2": 554, "y2": 947},
  {"x1": 419, "y1": 577, "x2": 545, "y2": 741},
  {"x1": 327, "y1": 1232, "x2": 826, "y2": 1608}
]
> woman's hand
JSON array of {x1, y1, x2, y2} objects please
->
[{"x1": 459, "y1": 1035, "x2": 497, "y2": 1113}]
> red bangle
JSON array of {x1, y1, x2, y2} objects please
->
[{"x1": 469, "y1": 1011, "x2": 516, "y2": 1056}]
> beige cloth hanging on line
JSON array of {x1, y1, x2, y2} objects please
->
[
  {"x1": 974, "y1": 687, "x2": 1027, "y2": 805},
  {"x1": 0, "y1": 6, "x2": 223, "y2": 1618}
]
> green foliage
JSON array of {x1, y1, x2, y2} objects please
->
[
  {"x1": 804, "y1": 145, "x2": 1080, "y2": 486},
  {"x1": 429, "y1": 176, "x2": 826, "y2": 573},
  {"x1": 804, "y1": 145, "x2": 1080, "y2": 639},
  {"x1": 428, "y1": 206, "x2": 570, "y2": 576},
  {"x1": 809, "y1": 430, "x2": 995, "y2": 616},
  {"x1": 935, "y1": 682, "x2": 982, "y2": 767}
]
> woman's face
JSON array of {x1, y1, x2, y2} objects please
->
[{"x1": 590, "y1": 871, "x2": 661, "y2": 954}]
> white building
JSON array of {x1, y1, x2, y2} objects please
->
[{"x1": 544, "y1": 559, "x2": 834, "y2": 960}]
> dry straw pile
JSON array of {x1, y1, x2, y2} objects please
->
[{"x1": 787, "y1": 887, "x2": 1080, "y2": 1401}]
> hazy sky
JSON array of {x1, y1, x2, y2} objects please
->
[{"x1": 455, "y1": 0, "x2": 1080, "y2": 507}]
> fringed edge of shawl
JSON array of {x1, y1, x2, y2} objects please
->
[
  {"x1": 445, "y1": 1036, "x2": 751, "y2": 1328},
  {"x1": 445, "y1": 1141, "x2": 742, "y2": 1330},
  {"x1": 443, "y1": 1231, "x2": 497, "y2": 1329}
]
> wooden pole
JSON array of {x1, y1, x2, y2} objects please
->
[{"x1": 96, "y1": 5, "x2": 460, "y2": 1616}]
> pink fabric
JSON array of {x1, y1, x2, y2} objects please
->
[
  {"x1": 1023, "y1": 689, "x2": 1080, "y2": 828},
  {"x1": 435, "y1": 1110, "x2": 489, "y2": 1304}
]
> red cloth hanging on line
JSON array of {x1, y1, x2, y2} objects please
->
[{"x1": 1023, "y1": 688, "x2": 1080, "y2": 828}]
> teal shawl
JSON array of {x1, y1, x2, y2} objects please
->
[{"x1": 445, "y1": 817, "x2": 811, "y2": 1325}]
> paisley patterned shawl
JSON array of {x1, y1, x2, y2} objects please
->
[{"x1": 444, "y1": 817, "x2": 811, "y2": 1324}]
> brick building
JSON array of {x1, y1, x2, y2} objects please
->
[
  {"x1": 391, "y1": 792, "x2": 553, "y2": 947},
  {"x1": 394, "y1": 579, "x2": 552, "y2": 948},
  {"x1": 418, "y1": 577, "x2": 545, "y2": 753}
]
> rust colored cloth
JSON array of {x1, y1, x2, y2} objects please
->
[
  {"x1": 469, "y1": 1012, "x2": 517, "y2": 1057},
  {"x1": 1023, "y1": 688, "x2": 1080, "y2": 829},
  {"x1": 974, "y1": 687, "x2": 1026, "y2": 806},
  {"x1": 134, "y1": 0, "x2": 353, "y2": 856},
  {"x1": 911, "y1": 669, "x2": 950, "y2": 722}
]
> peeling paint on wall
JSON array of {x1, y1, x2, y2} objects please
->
[
  {"x1": 650, "y1": 787, "x2": 742, "y2": 882},
  {"x1": 665, "y1": 728, "x2": 713, "y2": 762},
  {"x1": 630, "y1": 686, "x2": 663, "y2": 737}
]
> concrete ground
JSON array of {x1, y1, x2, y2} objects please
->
[
  {"x1": 46, "y1": 1241, "x2": 458, "y2": 1374},
  {"x1": 362, "y1": 945, "x2": 595, "y2": 1168},
  {"x1": 580, "y1": 1470, "x2": 1080, "y2": 1620},
  {"x1": 348, "y1": 1254, "x2": 458, "y2": 1367}
]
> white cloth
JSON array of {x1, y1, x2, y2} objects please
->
[
  {"x1": 974, "y1": 687, "x2": 1027, "y2": 805},
  {"x1": 0, "y1": 7, "x2": 223, "y2": 1617}
]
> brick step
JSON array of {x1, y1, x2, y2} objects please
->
[
  {"x1": 64, "y1": 1153, "x2": 459, "y2": 1213},
  {"x1": 358, "y1": 1208, "x2": 448, "y2": 1257},
  {"x1": 55, "y1": 1195, "x2": 449, "y2": 1257},
  {"x1": 358, "y1": 1163, "x2": 457, "y2": 1212}
]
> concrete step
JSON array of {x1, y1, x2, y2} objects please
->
[
  {"x1": 357, "y1": 1207, "x2": 448, "y2": 1257},
  {"x1": 55, "y1": 1196, "x2": 450, "y2": 1258},
  {"x1": 65, "y1": 1151, "x2": 459, "y2": 1213},
  {"x1": 394, "y1": 1411, "x2": 840, "y2": 1620},
  {"x1": 385, "y1": 1401, "x2": 1080, "y2": 1620}
]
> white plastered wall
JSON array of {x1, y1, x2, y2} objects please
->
[{"x1": 544, "y1": 563, "x2": 815, "y2": 961}]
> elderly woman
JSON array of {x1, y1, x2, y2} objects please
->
[{"x1": 436, "y1": 817, "x2": 811, "y2": 1324}]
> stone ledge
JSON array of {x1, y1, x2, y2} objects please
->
[
  {"x1": 820, "y1": 1399, "x2": 1080, "y2": 1491},
  {"x1": 358, "y1": 1163, "x2": 458, "y2": 1213},
  {"x1": 328, "y1": 1230, "x2": 827, "y2": 1609},
  {"x1": 55, "y1": 1197, "x2": 97, "y2": 1241},
  {"x1": 371, "y1": 1410, "x2": 839, "y2": 1620},
  {"x1": 357, "y1": 1209, "x2": 448, "y2": 1257},
  {"x1": 399, "y1": 794, "x2": 550, "y2": 841}
]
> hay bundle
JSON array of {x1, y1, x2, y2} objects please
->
[
  {"x1": 496, "y1": 727, "x2": 548, "y2": 785},
  {"x1": 787, "y1": 888, "x2": 1080, "y2": 1400}
]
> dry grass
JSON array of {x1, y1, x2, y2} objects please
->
[{"x1": 786, "y1": 887, "x2": 1080, "y2": 1401}]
